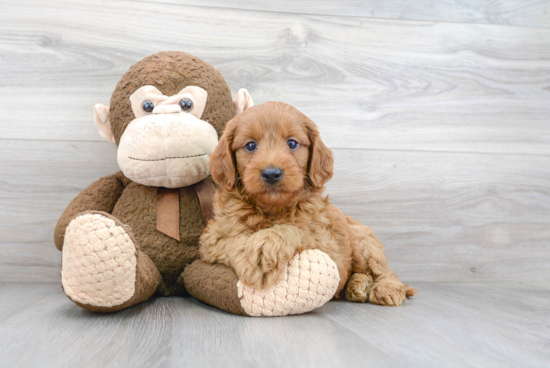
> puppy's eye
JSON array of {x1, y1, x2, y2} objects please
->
[
  {"x1": 142, "y1": 101, "x2": 154, "y2": 113},
  {"x1": 287, "y1": 139, "x2": 299, "y2": 150},
  {"x1": 179, "y1": 98, "x2": 193, "y2": 112},
  {"x1": 245, "y1": 141, "x2": 257, "y2": 152}
]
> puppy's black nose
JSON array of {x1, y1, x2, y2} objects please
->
[{"x1": 261, "y1": 167, "x2": 283, "y2": 185}]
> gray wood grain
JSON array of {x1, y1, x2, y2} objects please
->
[
  {"x1": 0, "y1": 0, "x2": 549, "y2": 284},
  {"x1": 0, "y1": 283, "x2": 56, "y2": 323},
  {"x1": 141, "y1": 0, "x2": 550, "y2": 28},
  {"x1": 1, "y1": 2, "x2": 548, "y2": 365},
  {"x1": 0, "y1": 283, "x2": 549, "y2": 368},
  {"x1": 1, "y1": 140, "x2": 548, "y2": 283},
  {"x1": 0, "y1": 0, "x2": 549, "y2": 155}
]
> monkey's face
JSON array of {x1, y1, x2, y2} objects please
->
[
  {"x1": 93, "y1": 52, "x2": 254, "y2": 188},
  {"x1": 116, "y1": 85, "x2": 218, "y2": 188}
]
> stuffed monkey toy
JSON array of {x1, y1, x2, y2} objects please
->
[{"x1": 54, "y1": 51, "x2": 340, "y2": 316}]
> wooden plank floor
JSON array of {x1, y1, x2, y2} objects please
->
[{"x1": 0, "y1": 283, "x2": 549, "y2": 368}]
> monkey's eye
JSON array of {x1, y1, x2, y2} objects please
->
[
  {"x1": 179, "y1": 98, "x2": 193, "y2": 112},
  {"x1": 287, "y1": 139, "x2": 299, "y2": 150},
  {"x1": 142, "y1": 100, "x2": 154, "y2": 113},
  {"x1": 245, "y1": 141, "x2": 257, "y2": 153}
]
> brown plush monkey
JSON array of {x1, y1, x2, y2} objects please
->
[{"x1": 55, "y1": 51, "x2": 338, "y2": 316}]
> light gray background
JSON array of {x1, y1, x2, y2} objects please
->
[{"x1": 0, "y1": 1, "x2": 549, "y2": 367}]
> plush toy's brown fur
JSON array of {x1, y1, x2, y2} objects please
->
[
  {"x1": 200, "y1": 102, "x2": 417, "y2": 306},
  {"x1": 54, "y1": 52, "x2": 238, "y2": 308},
  {"x1": 109, "y1": 52, "x2": 234, "y2": 143}
]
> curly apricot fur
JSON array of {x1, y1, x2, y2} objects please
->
[{"x1": 201, "y1": 102, "x2": 417, "y2": 305}]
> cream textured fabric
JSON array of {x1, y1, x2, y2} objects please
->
[
  {"x1": 62, "y1": 214, "x2": 137, "y2": 307},
  {"x1": 129, "y1": 85, "x2": 208, "y2": 120},
  {"x1": 93, "y1": 104, "x2": 115, "y2": 143},
  {"x1": 117, "y1": 113, "x2": 219, "y2": 188},
  {"x1": 237, "y1": 249, "x2": 340, "y2": 317},
  {"x1": 233, "y1": 88, "x2": 254, "y2": 115}
]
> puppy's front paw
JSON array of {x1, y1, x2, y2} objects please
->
[
  {"x1": 369, "y1": 281, "x2": 407, "y2": 306},
  {"x1": 238, "y1": 228, "x2": 297, "y2": 289},
  {"x1": 235, "y1": 259, "x2": 266, "y2": 290}
]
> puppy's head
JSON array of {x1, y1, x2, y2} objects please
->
[{"x1": 210, "y1": 102, "x2": 333, "y2": 207}]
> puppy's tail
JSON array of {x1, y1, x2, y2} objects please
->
[{"x1": 405, "y1": 285, "x2": 418, "y2": 298}]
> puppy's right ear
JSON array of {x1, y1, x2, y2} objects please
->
[
  {"x1": 305, "y1": 118, "x2": 334, "y2": 189},
  {"x1": 210, "y1": 119, "x2": 238, "y2": 190}
]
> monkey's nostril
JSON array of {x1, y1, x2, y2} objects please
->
[{"x1": 261, "y1": 167, "x2": 283, "y2": 185}]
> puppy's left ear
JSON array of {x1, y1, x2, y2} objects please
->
[
  {"x1": 305, "y1": 119, "x2": 334, "y2": 189},
  {"x1": 233, "y1": 88, "x2": 254, "y2": 115},
  {"x1": 210, "y1": 118, "x2": 238, "y2": 190}
]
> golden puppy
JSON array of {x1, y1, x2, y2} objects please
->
[{"x1": 200, "y1": 102, "x2": 416, "y2": 306}]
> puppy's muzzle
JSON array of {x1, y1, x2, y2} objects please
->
[{"x1": 261, "y1": 167, "x2": 283, "y2": 185}]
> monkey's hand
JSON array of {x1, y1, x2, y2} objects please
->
[{"x1": 236, "y1": 225, "x2": 304, "y2": 289}]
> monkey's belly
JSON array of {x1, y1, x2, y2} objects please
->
[{"x1": 111, "y1": 182, "x2": 206, "y2": 295}]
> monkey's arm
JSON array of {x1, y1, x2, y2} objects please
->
[
  {"x1": 184, "y1": 234, "x2": 339, "y2": 317},
  {"x1": 186, "y1": 218, "x2": 339, "y2": 317},
  {"x1": 54, "y1": 171, "x2": 128, "y2": 250}
]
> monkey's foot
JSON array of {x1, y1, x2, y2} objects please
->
[
  {"x1": 184, "y1": 249, "x2": 340, "y2": 317},
  {"x1": 62, "y1": 211, "x2": 160, "y2": 312}
]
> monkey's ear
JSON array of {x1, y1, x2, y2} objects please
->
[
  {"x1": 93, "y1": 104, "x2": 116, "y2": 144},
  {"x1": 233, "y1": 88, "x2": 254, "y2": 115}
]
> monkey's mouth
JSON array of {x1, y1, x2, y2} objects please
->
[{"x1": 128, "y1": 153, "x2": 207, "y2": 162}]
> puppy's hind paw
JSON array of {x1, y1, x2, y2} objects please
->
[
  {"x1": 345, "y1": 273, "x2": 373, "y2": 303},
  {"x1": 369, "y1": 281, "x2": 408, "y2": 307},
  {"x1": 405, "y1": 284, "x2": 419, "y2": 298}
]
